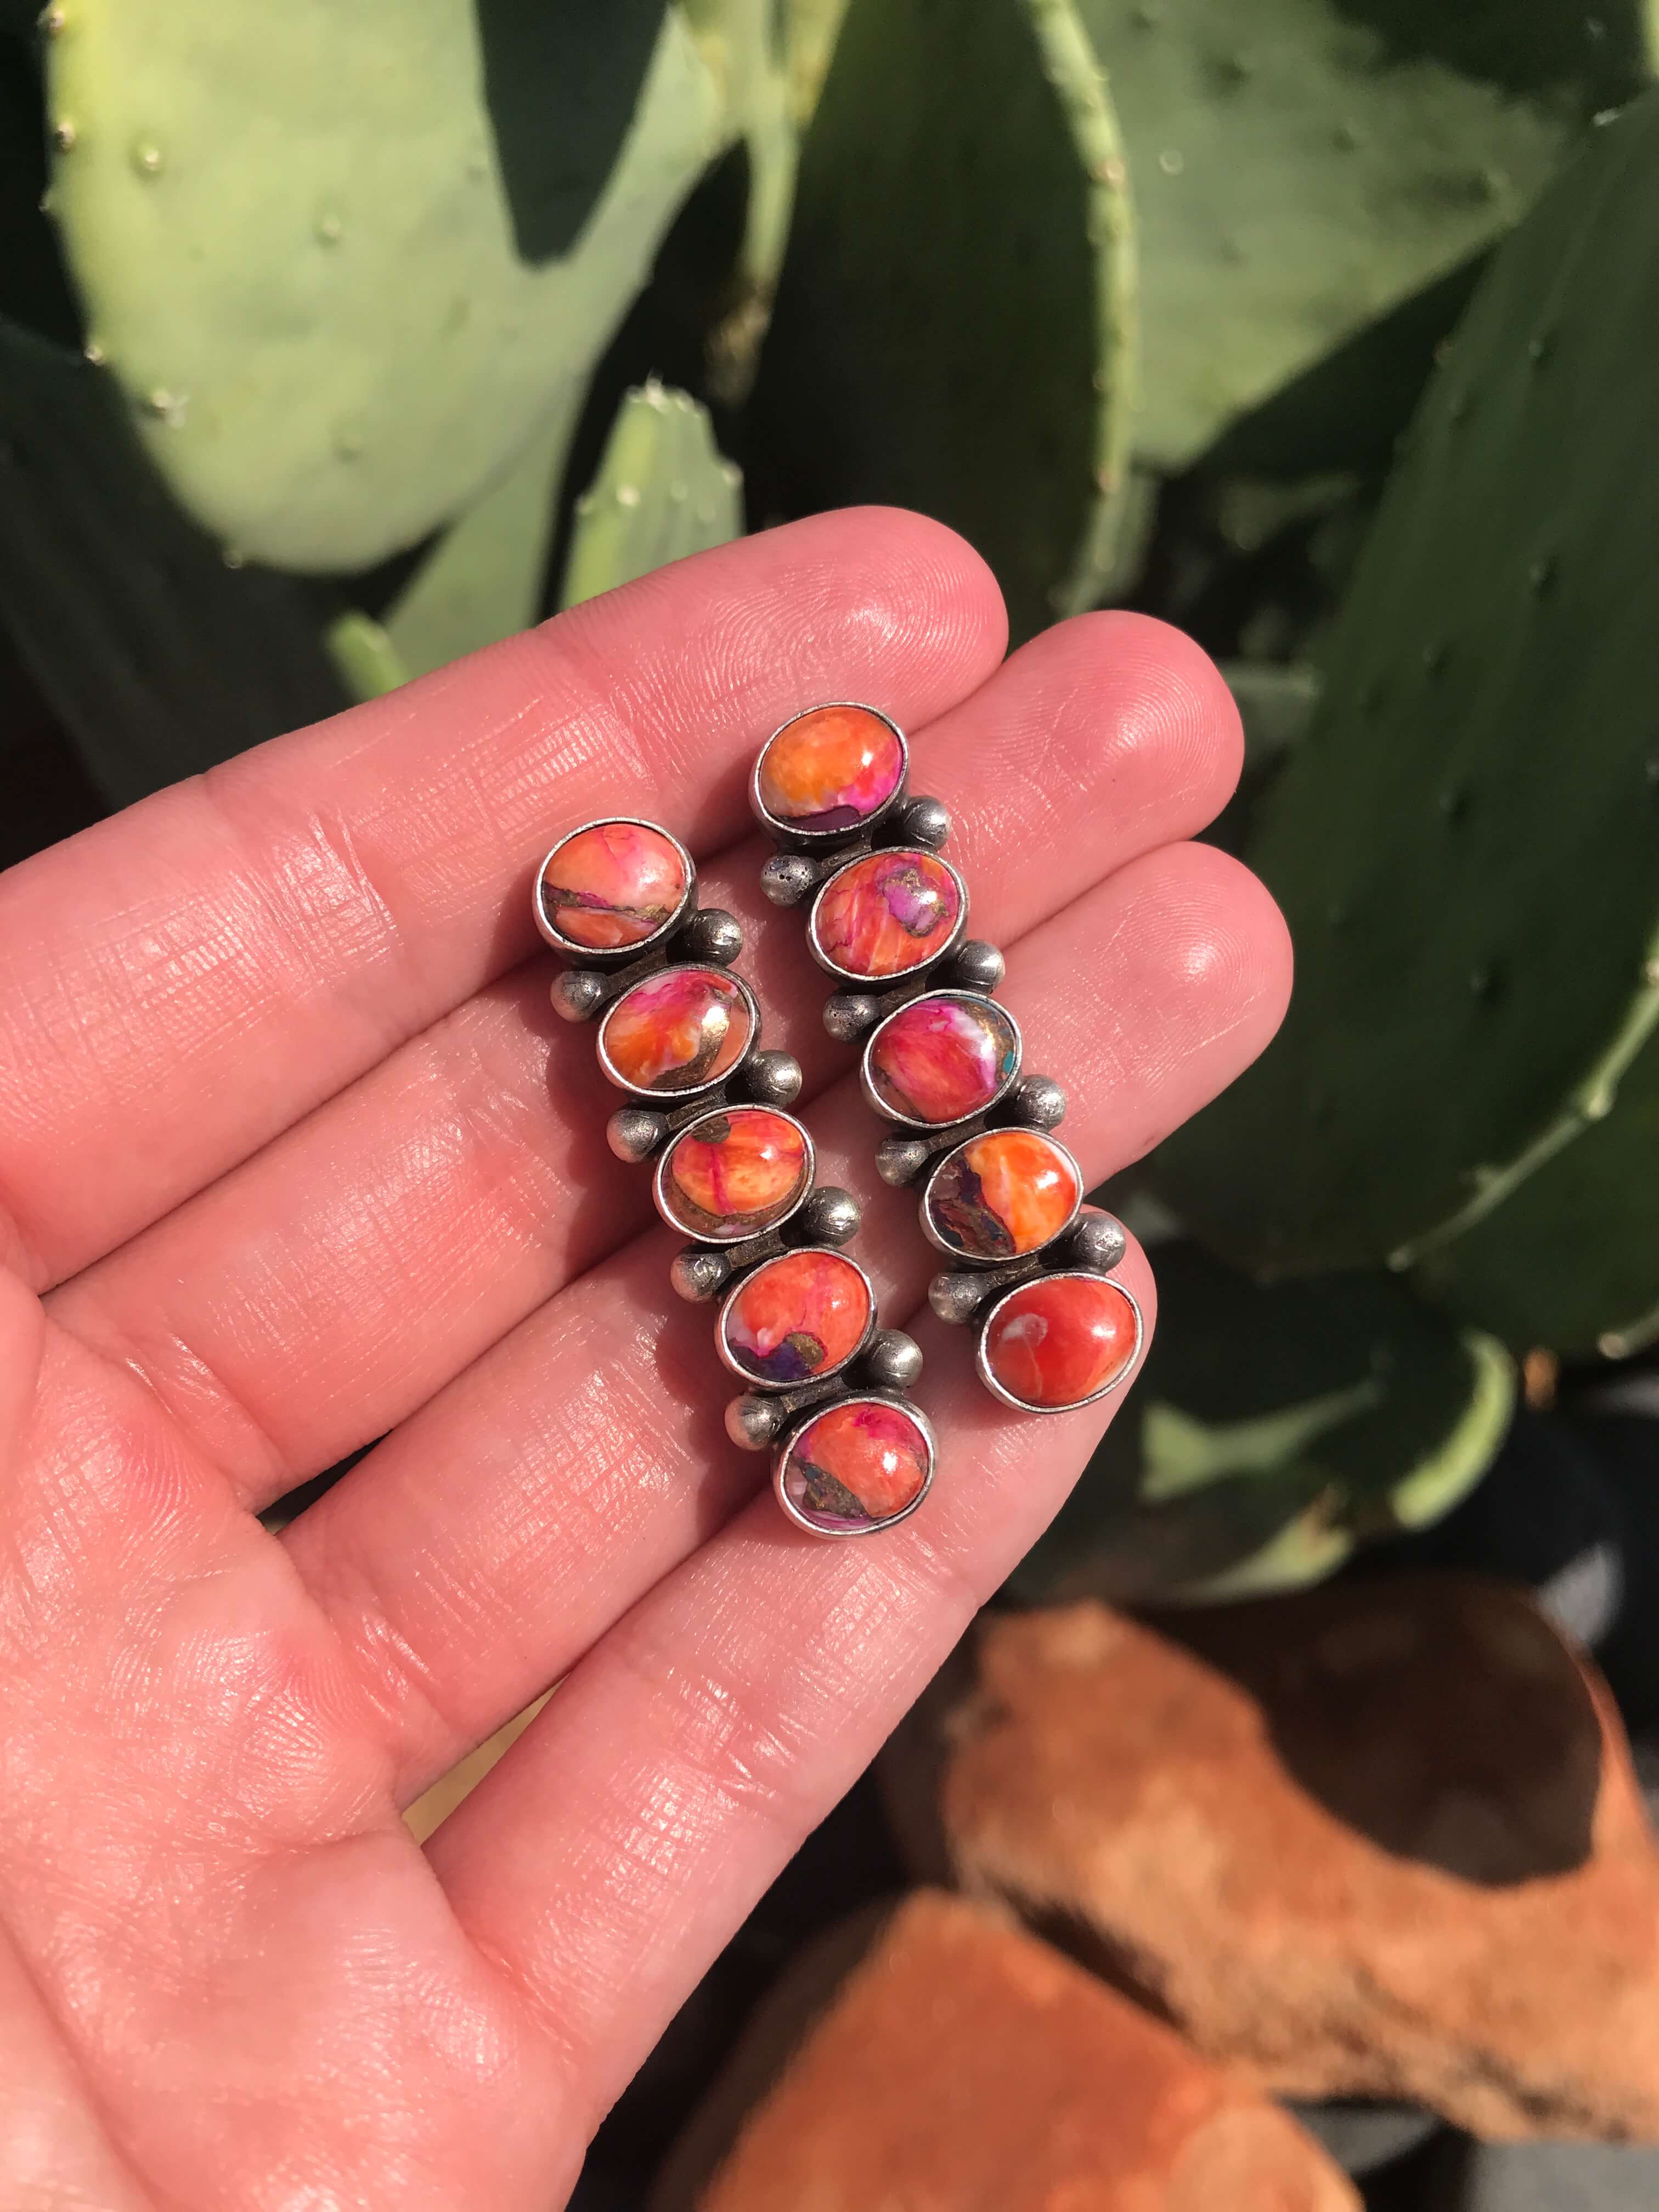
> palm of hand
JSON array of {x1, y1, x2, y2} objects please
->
[{"x1": 0, "y1": 514, "x2": 1288, "y2": 2208}]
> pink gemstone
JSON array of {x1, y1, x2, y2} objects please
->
[
  {"x1": 720, "y1": 1249, "x2": 873, "y2": 1385},
  {"x1": 599, "y1": 966, "x2": 754, "y2": 1094},
  {"x1": 755, "y1": 705, "x2": 905, "y2": 833},
  {"x1": 980, "y1": 1274, "x2": 1141, "y2": 1412},
  {"x1": 656, "y1": 1108, "x2": 812, "y2": 1242},
  {"x1": 864, "y1": 991, "x2": 1021, "y2": 1126},
  {"x1": 778, "y1": 1397, "x2": 933, "y2": 1534},
  {"x1": 537, "y1": 820, "x2": 689, "y2": 951},
  {"x1": 810, "y1": 849, "x2": 964, "y2": 980}
]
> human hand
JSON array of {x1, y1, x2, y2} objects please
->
[{"x1": 0, "y1": 510, "x2": 1290, "y2": 2208}]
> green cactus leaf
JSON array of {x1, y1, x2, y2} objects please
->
[
  {"x1": 375, "y1": 406, "x2": 574, "y2": 686},
  {"x1": 680, "y1": 0, "x2": 802, "y2": 400},
  {"x1": 323, "y1": 611, "x2": 408, "y2": 703},
  {"x1": 0, "y1": 314, "x2": 346, "y2": 806},
  {"x1": 43, "y1": 1, "x2": 725, "y2": 570},
  {"x1": 744, "y1": 0, "x2": 1136, "y2": 643},
  {"x1": 1007, "y1": 1246, "x2": 1514, "y2": 1605},
  {"x1": 1414, "y1": 1028, "x2": 1659, "y2": 1363},
  {"x1": 1077, "y1": 0, "x2": 1652, "y2": 471},
  {"x1": 1155, "y1": 94, "x2": 1659, "y2": 1277},
  {"x1": 560, "y1": 380, "x2": 742, "y2": 609},
  {"x1": 782, "y1": 0, "x2": 852, "y2": 131}
]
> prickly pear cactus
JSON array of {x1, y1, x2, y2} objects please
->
[
  {"x1": 1077, "y1": 0, "x2": 1651, "y2": 470},
  {"x1": 42, "y1": 1, "x2": 724, "y2": 569},
  {"x1": 680, "y1": 0, "x2": 800, "y2": 398},
  {"x1": 1416, "y1": 1029, "x2": 1659, "y2": 1363},
  {"x1": 560, "y1": 380, "x2": 742, "y2": 608},
  {"x1": 744, "y1": 0, "x2": 1136, "y2": 642},
  {"x1": 1156, "y1": 92, "x2": 1659, "y2": 1278},
  {"x1": 0, "y1": 312, "x2": 345, "y2": 805},
  {"x1": 1009, "y1": 1247, "x2": 1514, "y2": 1605}
]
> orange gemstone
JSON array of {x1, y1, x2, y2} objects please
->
[
  {"x1": 811, "y1": 848, "x2": 964, "y2": 979},
  {"x1": 923, "y1": 1130, "x2": 1081, "y2": 1260},
  {"x1": 538, "y1": 820, "x2": 688, "y2": 951},
  {"x1": 755, "y1": 705, "x2": 905, "y2": 833},
  {"x1": 656, "y1": 1108, "x2": 811, "y2": 1242},
  {"x1": 600, "y1": 966, "x2": 753, "y2": 1094},
  {"x1": 778, "y1": 1397, "x2": 933, "y2": 1534},
  {"x1": 981, "y1": 1275, "x2": 1140, "y2": 1411},
  {"x1": 721, "y1": 1249, "x2": 872, "y2": 1385}
]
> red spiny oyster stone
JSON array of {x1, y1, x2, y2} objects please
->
[
  {"x1": 656, "y1": 1108, "x2": 810, "y2": 1241},
  {"x1": 600, "y1": 966, "x2": 753, "y2": 1094},
  {"x1": 755, "y1": 704, "x2": 904, "y2": 832},
  {"x1": 537, "y1": 820, "x2": 689, "y2": 951},
  {"x1": 721, "y1": 1249, "x2": 873, "y2": 1385},
  {"x1": 986, "y1": 1274, "x2": 1141, "y2": 1407},
  {"x1": 779, "y1": 1398, "x2": 933, "y2": 1534},
  {"x1": 864, "y1": 991, "x2": 1020, "y2": 1126},
  {"x1": 981, "y1": 1274, "x2": 1141, "y2": 1410},
  {"x1": 811, "y1": 849, "x2": 964, "y2": 979},
  {"x1": 924, "y1": 1128, "x2": 1081, "y2": 1259}
]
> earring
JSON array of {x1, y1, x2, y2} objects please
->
[
  {"x1": 750, "y1": 704, "x2": 1142, "y2": 1415},
  {"x1": 536, "y1": 816, "x2": 934, "y2": 1537}
]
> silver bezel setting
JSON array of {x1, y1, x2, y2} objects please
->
[
  {"x1": 596, "y1": 967, "x2": 761, "y2": 1101},
  {"x1": 772, "y1": 1393, "x2": 938, "y2": 1539},
  {"x1": 715, "y1": 1246, "x2": 877, "y2": 1390},
  {"x1": 806, "y1": 847, "x2": 969, "y2": 984},
  {"x1": 918, "y1": 1127, "x2": 1085, "y2": 1261},
  {"x1": 749, "y1": 701, "x2": 910, "y2": 841},
  {"x1": 859, "y1": 989, "x2": 1024, "y2": 1131},
  {"x1": 533, "y1": 816, "x2": 696, "y2": 959},
  {"x1": 974, "y1": 1272, "x2": 1146, "y2": 1415},
  {"x1": 652, "y1": 1106, "x2": 816, "y2": 1245}
]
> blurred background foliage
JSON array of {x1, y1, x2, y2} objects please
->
[
  {"x1": 7, "y1": 0, "x2": 1655, "y2": 1610},
  {"x1": 8, "y1": 6, "x2": 1659, "y2": 2203}
]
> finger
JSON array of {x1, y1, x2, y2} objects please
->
[
  {"x1": 51, "y1": 616, "x2": 1243, "y2": 1505},
  {"x1": 0, "y1": 510, "x2": 1006, "y2": 1290},
  {"x1": 285, "y1": 842, "x2": 1291, "y2": 1799},
  {"x1": 423, "y1": 1239, "x2": 1160, "y2": 2120}
]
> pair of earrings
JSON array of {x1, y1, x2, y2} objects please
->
[{"x1": 534, "y1": 704, "x2": 1142, "y2": 1540}]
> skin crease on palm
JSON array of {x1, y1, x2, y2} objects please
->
[{"x1": 0, "y1": 509, "x2": 1291, "y2": 2210}]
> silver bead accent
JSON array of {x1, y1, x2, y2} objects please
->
[
  {"x1": 1066, "y1": 1211, "x2": 1128, "y2": 1274},
  {"x1": 1007, "y1": 1073, "x2": 1067, "y2": 1130},
  {"x1": 877, "y1": 1133, "x2": 935, "y2": 1187},
  {"x1": 681, "y1": 906, "x2": 744, "y2": 966},
  {"x1": 796, "y1": 1184, "x2": 861, "y2": 1244},
  {"x1": 761, "y1": 854, "x2": 817, "y2": 907},
  {"x1": 951, "y1": 939, "x2": 1006, "y2": 992},
  {"x1": 861, "y1": 1329, "x2": 924, "y2": 1391},
  {"x1": 551, "y1": 968, "x2": 606, "y2": 1022},
  {"x1": 741, "y1": 1048, "x2": 804, "y2": 1107},
  {"x1": 671, "y1": 1248, "x2": 731, "y2": 1303},
  {"x1": 929, "y1": 1270, "x2": 989, "y2": 1325},
  {"x1": 824, "y1": 990, "x2": 883, "y2": 1042},
  {"x1": 607, "y1": 1107, "x2": 668, "y2": 1164},
  {"x1": 896, "y1": 794, "x2": 951, "y2": 849},
  {"x1": 725, "y1": 1392, "x2": 786, "y2": 1449}
]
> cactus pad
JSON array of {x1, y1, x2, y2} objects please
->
[
  {"x1": 1156, "y1": 94, "x2": 1659, "y2": 1277},
  {"x1": 744, "y1": 0, "x2": 1136, "y2": 642},
  {"x1": 0, "y1": 314, "x2": 345, "y2": 803},
  {"x1": 1415, "y1": 1030, "x2": 1659, "y2": 1363},
  {"x1": 1008, "y1": 1247, "x2": 1513, "y2": 1605},
  {"x1": 43, "y1": 1, "x2": 723, "y2": 569},
  {"x1": 559, "y1": 380, "x2": 742, "y2": 608},
  {"x1": 1077, "y1": 0, "x2": 1647, "y2": 470}
]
